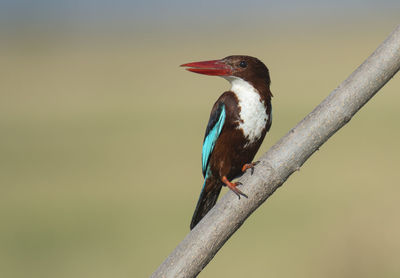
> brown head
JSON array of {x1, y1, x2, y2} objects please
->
[{"x1": 181, "y1": 55, "x2": 272, "y2": 98}]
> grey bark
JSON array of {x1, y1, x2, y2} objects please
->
[{"x1": 151, "y1": 24, "x2": 400, "y2": 278}]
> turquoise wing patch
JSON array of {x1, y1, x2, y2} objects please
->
[{"x1": 202, "y1": 104, "x2": 226, "y2": 177}]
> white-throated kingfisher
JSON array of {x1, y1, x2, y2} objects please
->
[{"x1": 181, "y1": 55, "x2": 273, "y2": 230}]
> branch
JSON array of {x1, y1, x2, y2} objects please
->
[{"x1": 151, "y1": 25, "x2": 400, "y2": 278}]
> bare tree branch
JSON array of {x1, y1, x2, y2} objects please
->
[{"x1": 151, "y1": 25, "x2": 400, "y2": 278}]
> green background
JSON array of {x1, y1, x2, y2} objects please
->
[{"x1": 1, "y1": 8, "x2": 399, "y2": 278}]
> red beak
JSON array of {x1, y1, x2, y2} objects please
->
[{"x1": 180, "y1": 59, "x2": 232, "y2": 76}]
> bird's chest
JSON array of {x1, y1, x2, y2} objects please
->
[{"x1": 234, "y1": 90, "x2": 268, "y2": 146}]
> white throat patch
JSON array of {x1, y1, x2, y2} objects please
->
[{"x1": 225, "y1": 76, "x2": 268, "y2": 146}]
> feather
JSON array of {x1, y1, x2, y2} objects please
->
[{"x1": 202, "y1": 102, "x2": 226, "y2": 177}]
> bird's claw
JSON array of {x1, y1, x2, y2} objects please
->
[
  {"x1": 221, "y1": 176, "x2": 248, "y2": 199},
  {"x1": 242, "y1": 161, "x2": 260, "y2": 175},
  {"x1": 232, "y1": 185, "x2": 248, "y2": 199}
]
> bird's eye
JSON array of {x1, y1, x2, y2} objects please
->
[{"x1": 239, "y1": 61, "x2": 247, "y2": 68}]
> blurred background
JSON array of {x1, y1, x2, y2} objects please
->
[{"x1": 0, "y1": 1, "x2": 399, "y2": 277}]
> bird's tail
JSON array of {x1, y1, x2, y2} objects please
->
[{"x1": 190, "y1": 178, "x2": 222, "y2": 230}]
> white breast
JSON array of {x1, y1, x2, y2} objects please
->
[{"x1": 226, "y1": 76, "x2": 268, "y2": 146}]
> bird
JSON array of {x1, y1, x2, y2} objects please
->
[{"x1": 181, "y1": 55, "x2": 273, "y2": 230}]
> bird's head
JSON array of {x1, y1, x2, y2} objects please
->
[{"x1": 181, "y1": 55, "x2": 271, "y2": 88}]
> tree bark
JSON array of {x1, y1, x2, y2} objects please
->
[{"x1": 151, "y1": 24, "x2": 400, "y2": 278}]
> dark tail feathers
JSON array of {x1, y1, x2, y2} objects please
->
[{"x1": 190, "y1": 178, "x2": 222, "y2": 230}]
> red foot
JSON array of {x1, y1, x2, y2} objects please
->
[
  {"x1": 221, "y1": 176, "x2": 248, "y2": 199},
  {"x1": 241, "y1": 161, "x2": 259, "y2": 174}
]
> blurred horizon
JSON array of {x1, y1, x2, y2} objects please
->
[{"x1": 0, "y1": 0, "x2": 399, "y2": 37}]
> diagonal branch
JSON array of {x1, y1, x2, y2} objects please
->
[{"x1": 151, "y1": 25, "x2": 400, "y2": 278}]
